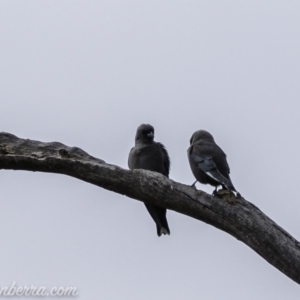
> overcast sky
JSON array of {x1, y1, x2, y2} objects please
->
[{"x1": 1, "y1": 1, "x2": 300, "y2": 299}]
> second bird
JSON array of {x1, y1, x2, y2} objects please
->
[
  {"x1": 128, "y1": 124, "x2": 171, "y2": 236},
  {"x1": 188, "y1": 130, "x2": 238, "y2": 195}
]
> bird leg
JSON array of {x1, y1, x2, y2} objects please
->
[
  {"x1": 212, "y1": 186, "x2": 218, "y2": 196},
  {"x1": 191, "y1": 180, "x2": 197, "y2": 188}
]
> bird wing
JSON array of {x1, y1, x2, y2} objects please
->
[
  {"x1": 157, "y1": 142, "x2": 170, "y2": 177},
  {"x1": 190, "y1": 149, "x2": 235, "y2": 190},
  {"x1": 128, "y1": 147, "x2": 135, "y2": 170}
]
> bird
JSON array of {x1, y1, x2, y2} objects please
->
[
  {"x1": 128, "y1": 124, "x2": 171, "y2": 236},
  {"x1": 187, "y1": 130, "x2": 239, "y2": 196}
]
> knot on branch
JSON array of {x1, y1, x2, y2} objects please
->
[
  {"x1": 59, "y1": 147, "x2": 105, "y2": 163},
  {"x1": 0, "y1": 145, "x2": 11, "y2": 155},
  {"x1": 59, "y1": 149, "x2": 72, "y2": 158}
]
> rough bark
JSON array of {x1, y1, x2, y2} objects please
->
[{"x1": 0, "y1": 132, "x2": 300, "y2": 284}]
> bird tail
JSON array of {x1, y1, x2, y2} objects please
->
[
  {"x1": 157, "y1": 224, "x2": 170, "y2": 237},
  {"x1": 144, "y1": 204, "x2": 170, "y2": 237},
  {"x1": 156, "y1": 208, "x2": 170, "y2": 236}
]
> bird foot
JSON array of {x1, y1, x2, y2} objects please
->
[{"x1": 214, "y1": 189, "x2": 237, "y2": 204}]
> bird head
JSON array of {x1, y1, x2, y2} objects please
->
[
  {"x1": 135, "y1": 124, "x2": 155, "y2": 144},
  {"x1": 190, "y1": 130, "x2": 215, "y2": 145}
]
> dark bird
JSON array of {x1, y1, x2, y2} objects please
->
[
  {"x1": 187, "y1": 130, "x2": 238, "y2": 195},
  {"x1": 128, "y1": 124, "x2": 171, "y2": 236}
]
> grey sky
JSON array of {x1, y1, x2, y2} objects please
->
[{"x1": 1, "y1": 1, "x2": 300, "y2": 299}]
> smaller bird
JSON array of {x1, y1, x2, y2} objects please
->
[
  {"x1": 128, "y1": 124, "x2": 171, "y2": 236},
  {"x1": 187, "y1": 130, "x2": 239, "y2": 196}
]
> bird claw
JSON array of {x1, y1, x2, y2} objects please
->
[{"x1": 212, "y1": 189, "x2": 218, "y2": 196}]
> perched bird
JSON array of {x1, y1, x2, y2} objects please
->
[
  {"x1": 128, "y1": 124, "x2": 171, "y2": 236},
  {"x1": 187, "y1": 130, "x2": 238, "y2": 195}
]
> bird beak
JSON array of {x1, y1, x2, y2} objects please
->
[{"x1": 147, "y1": 132, "x2": 154, "y2": 138}]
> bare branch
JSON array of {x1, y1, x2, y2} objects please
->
[{"x1": 0, "y1": 132, "x2": 300, "y2": 284}]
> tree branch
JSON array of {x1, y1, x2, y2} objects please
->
[{"x1": 0, "y1": 132, "x2": 300, "y2": 284}]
